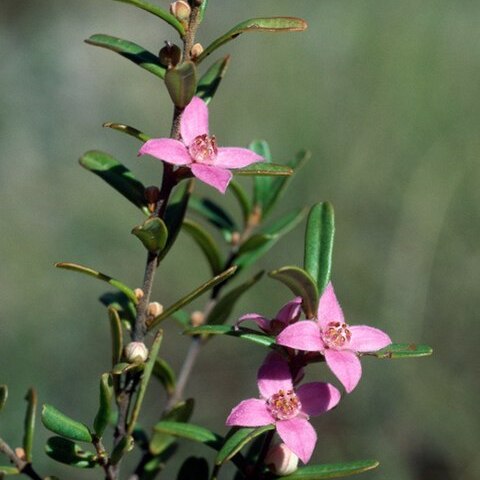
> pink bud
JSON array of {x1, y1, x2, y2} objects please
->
[{"x1": 265, "y1": 443, "x2": 299, "y2": 476}]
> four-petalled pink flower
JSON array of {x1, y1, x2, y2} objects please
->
[
  {"x1": 138, "y1": 97, "x2": 263, "y2": 193},
  {"x1": 226, "y1": 352, "x2": 340, "y2": 464},
  {"x1": 276, "y1": 282, "x2": 392, "y2": 393}
]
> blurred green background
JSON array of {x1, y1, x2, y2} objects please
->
[{"x1": 1, "y1": 0, "x2": 479, "y2": 479}]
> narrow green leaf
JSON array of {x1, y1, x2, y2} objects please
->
[
  {"x1": 160, "y1": 180, "x2": 193, "y2": 261},
  {"x1": 237, "y1": 234, "x2": 274, "y2": 257},
  {"x1": 206, "y1": 271, "x2": 264, "y2": 325},
  {"x1": 189, "y1": 196, "x2": 237, "y2": 242},
  {"x1": 112, "y1": 0, "x2": 185, "y2": 36},
  {"x1": 85, "y1": 34, "x2": 166, "y2": 79},
  {"x1": 197, "y1": 0, "x2": 209, "y2": 23},
  {"x1": 281, "y1": 459, "x2": 380, "y2": 479},
  {"x1": 0, "y1": 385, "x2": 7, "y2": 412},
  {"x1": 269, "y1": 266, "x2": 319, "y2": 319},
  {"x1": 234, "y1": 208, "x2": 306, "y2": 270},
  {"x1": 103, "y1": 122, "x2": 151, "y2": 143},
  {"x1": 93, "y1": 374, "x2": 113, "y2": 437},
  {"x1": 172, "y1": 309, "x2": 190, "y2": 328},
  {"x1": 112, "y1": 362, "x2": 143, "y2": 375},
  {"x1": 165, "y1": 61, "x2": 198, "y2": 108},
  {"x1": 216, "y1": 425, "x2": 274, "y2": 465},
  {"x1": 229, "y1": 180, "x2": 251, "y2": 226},
  {"x1": 365, "y1": 343, "x2": 433, "y2": 359},
  {"x1": 152, "y1": 358, "x2": 176, "y2": 396},
  {"x1": 153, "y1": 421, "x2": 223, "y2": 450},
  {"x1": 196, "y1": 55, "x2": 231, "y2": 104},
  {"x1": 23, "y1": 388, "x2": 37, "y2": 462},
  {"x1": 150, "y1": 399, "x2": 194, "y2": 455},
  {"x1": 148, "y1": 266, "x2": 238, "y2": 330},
  {"x1": 42, "y1": 405, "x2": 92, "y2": 443},
  {"x1": 55, "y1": 262, "x2": 138, "y2": 304},
  {"x1": 127, "y1": 330, "x2": 163, "y2": 435},
  {"x1": 184, "y1": 325, "x2": 275, "y2": 348},
  {"x1": 251, "y1": 140, "x2": 273, "y2": 210},
  {"x1": 0, "y1": 466, "x2": 19, "y2": 475},
  {"x1": 197, "y1": 17, "x2": 308, "y2": 62},
  {"x1": 262, "y1": 149, "x2": 310, "y2": 219},
  {"x1": 100, "y1": 291, "x2": 136, "y2": 325},
  {"x1": 108, "y1": 307, "x2": 124, "y2": 366},
  {"x1": 304, "y1": 202, "x2": 335, "y2": 294},
  {"x1": 110, "y1": 435, "x2": 135, "y2": 466},
  {"x1": 234, "y1": 162, "x2": 293, "y2": 176},
  {"x1": 79, "y1": 150, "x2": 148, "y2": 214},
  {"x1": 177, "y1": 456, "x2": 209, "y2": 480},
  {"x1": 182, "y1": 219, "x2": 224, "y2": 275},
  {"x1": 132, "y1": 217, "x2": 169, "y2": 253}
]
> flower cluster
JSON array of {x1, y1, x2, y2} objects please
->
[{"x1": 227, "y1": 282, "x2": 391, "y2": 465}]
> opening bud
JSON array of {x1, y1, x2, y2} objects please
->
[
  {"x1": 170, "y1": 1, "x2": 191, "y2": 24},
  {"x1": 125, "y1": 342, "x2": 149, "y2": 363},
  {"x1": 265, "y1": 443, "x2": 299, "y2": 476},
  {"x1": 190, "y1": 43, "x2": 204, "y2": 60},
  {"x1": 159, "y1": 42, "x2": 182, "y2": 68},
  {"x1": 147, "y1": 302, "x2": 164, "y2": 319},
  {"x1": 190, "y1": 310, "x2": 205, "y2": 327}
]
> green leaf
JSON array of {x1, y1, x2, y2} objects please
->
[
  {"x1": 269, "y1": 266, "x2": 319, "y2": 319},
  {"x1": 150, "y1": 399, "x2": 194, "y2": 455},
  {"x1": 234, "y1": 208, "x2": 306, "y2": 270},
  {"x1": 281, "y1": 460, "x2": 380, "y2": 479},
  {"x1": 198, "y1": 17, "x2": 308, "y2": 62},
  {"x1": 0, "y1": 385, "x2": 7, "y2": 412},
  {"x1": 0, "y1": 466, "x2": 19, "y2": 475},
  {"x1": 108, "y1": 307, "x2": 124, "y2": 366},
  {"x1": 182, "y1": 219, "x2": 223, "y2": 275},
  {"x1": 45, "y1": 437, "x2": 96, "y2": 468},
  {"x1": 197, "y1": 0, "x2": 209, "y2": 23},
  {"x1": 177, "y1": 456, "x2": 209, "y2": 480},
  {"x1": 189, "y1": 196, "x2": 237, "y2": 242},
  {"x1": 234, "y1": 162, "x2": 293, "y2": 177},
  {"x1": 42, "y1": 405, "x2": 92, "y2": 443},
  {"x1": 148, "y1": 266, "x2": 238, "y2": 330},
  {"x1": 55, "y1": 262, "x2": 138, "y2": 305},
  {"x1": 216, "y1": 425, "x2": 274, "y2": 465},
  {"x1": 110, "y1": 435, "x2": 135, "y2": 466},
  {"x1": 196, "y1": 55, "x2": 231, "y2": 104},
  {"x1": 93, "y1": 374, "x2": 113, "y2": 437},
  {"x1": 165, "y1": 61, "x2": 198, "y2": 108},
  {"x1": 112, "y1": 362, "x2": 143, "y2": 375},
  {"x1": 103, "y1": 122, "x2": 151, "y2": 143},
  {"x1": 112, "y1": 0, "x2": 185, "y2": 36},
  {"x1": 365, "y1": 343, "x2": 433, "y2": 359},
  {"x1": 304, "y1": 202, "x2": 335, "y2": 294},
  {"x1": 250, "y1": 140, "x2": 273, "y2": 210},
  {"x1": 236, "y1": 234, "x2": 273, "y2": 257},
  {"x1": 153, "y1": 421, "x2": 222, "y2": 450},
  {"x1": 184, "y1": 325, "x2": 275, "y2": 348},
  {"x1": 229, "y1": 180, "x2": 251, "y2": 226},
  {"x1": 23, "y1": 388, "x2": 37, "y2": 462},
  {"x1": 152, "y1": 358, "x2": 176, "y2": 396},
  {"x1": 100, "y1": 291, "x2": 136, "y2": 325},
  {"x1": 85, "y1": 34, "x2": 166, "y2": 79},
  {"x1": 79, "y1": 150, "x2": 148, "y2": 215},
  {"x1": 206, "y1": 271, "x2": 264, "y2": 325},
  {"x1": 261, "y1": 149, "x2": 310, "y2": 219},
  {"x1": 132, "y1": 217, "x2": 169, "y2": 253}
]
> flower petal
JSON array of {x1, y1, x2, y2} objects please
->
[
  {"x1": 324, "y1": 349, "x2": 362, "y2": 393},
  {"x1": 226, "y1": 398, "x2": 273, "y2": 427},
  {"x1": 257, "y1": 353, "x2": 293, "y2": 399},
  {"x1": 276, "y1": 321, "x2": 323, "y2": 352},
  {"x1": 276, "y1": 418, "x2": 317, "y2": 464},
  {"x1": 276, "y1": 297, "x2": 303, "y2": 325},
  {"x1": 317, "y1": 282, "x2": 345, "y2": 329},
  {"x1": 138, "y1": 139, "x2": 191, "y2": 165},
  {"x1": 348, "y1": 325, "x2": 391, "y2": 352},
  {"x1": 181, "y1": 97, "x2": 209, "y2": 146},
  {"x1": 215, "y1": 147, "x2": 263, "y2": 169},
  {"x1": 190, "y1": 164, "x2": 232, "y2": 193},
  {"x1": 296, "y1": 382, "x2": 341, "y2": 417},
  {"x1": 235, "y1": 313, "x2": 270, "y2": 332}
]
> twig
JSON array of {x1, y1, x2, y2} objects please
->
[{"x1": 0, "y1": 436, "x2": 42, "y2": 480}]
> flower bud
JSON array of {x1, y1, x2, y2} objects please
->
[
  {"x1": 190, "y1": 43, "x2": 204, "y2": 60},
  {"x1": 148, "y1": 302, "x2": 164, "y2": 318},
  {"x1": 125, "y1": 342, "x2": 149, "y2": 363},
  {"x1": 15, "y1": 448, "x2": 26, "y2": 461},
  {"x1": 265, "y1": 443, "x2": 299, "y2": 476},
  {"x1": 159, "y1": 42, "x2": 182, "y2": 68},
  {"x1": 190, "y1": 310, "x2": 205, "y2": 327},
  {"x1": 134, "y1": 288, "x2": 144, "y2": 301},
  {"x1": 170, "y1": 1, "x2": 191, "y2": 24}
]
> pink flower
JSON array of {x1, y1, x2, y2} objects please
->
[
  {"x1": 226, "y1": 352, "x2": 340, "y2": 464},
  {"x1": 235, "y1": 297, "x2": 302, "y2": 335},
  {"x1": 138, "y1": 97, "x2": 263, "y2": 193},
  {"x1": 276, "y1": 283, "x2": 392, "y2": 393}
]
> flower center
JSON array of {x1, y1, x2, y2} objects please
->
[
  {"x1": 267, "y1": 389, "x2": 301, "y2": 421},
  {"x1": 322, "y1": 321, "x2": 352, "y2": 348},
  {"x1": 189, "y1": 134, "x2": 218, "y2": 164}
]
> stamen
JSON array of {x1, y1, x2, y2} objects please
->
[
  {"x1": 267, "y1": 389, "x2": 301, "y2": 421},
  {"x1": 189, "y1": 134, "x2": 218, "y2": 164},
  {"x1": 322, "y1": 321, "x2": 352, "y2": 348}
]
